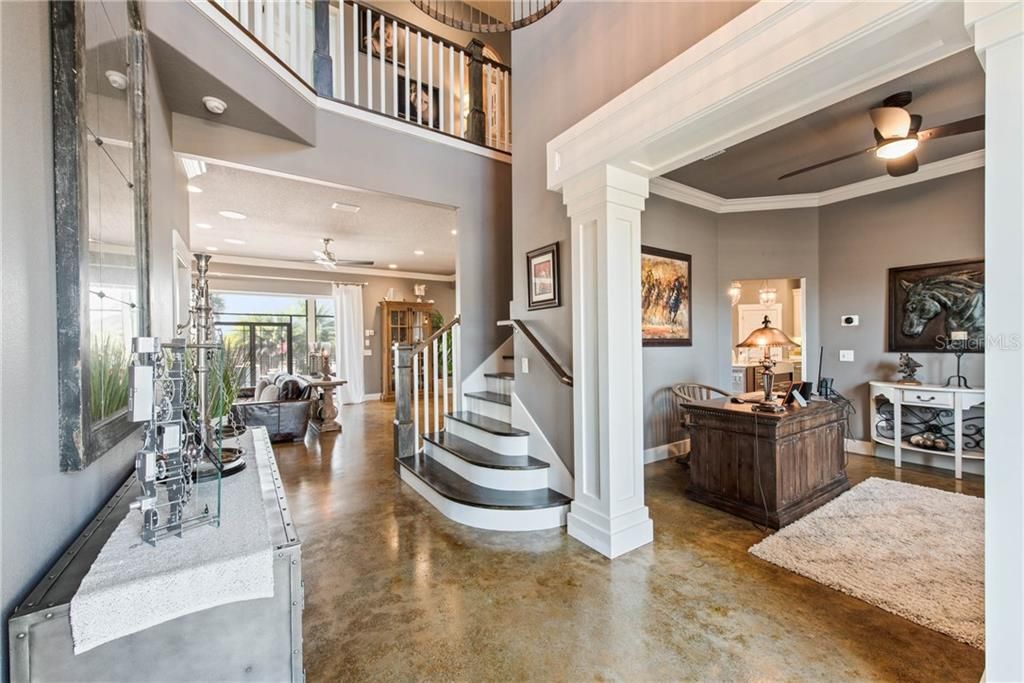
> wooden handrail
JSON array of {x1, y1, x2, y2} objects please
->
[
  {"x1": 413, "y1": 315, "x2": 461, "y2": 354},
  {"x1": 498, "y1": 320, "x2": 572, "y2": 387}
]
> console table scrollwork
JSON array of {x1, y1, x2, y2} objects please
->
[{"x1": 868, "y1": 381, "x2": 985, "y2": 479}]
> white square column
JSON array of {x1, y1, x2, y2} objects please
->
[
  {"x1": 965, "y1": 2, "x2": 1024, "y2": 679},
  {"x1": 562, "y1": 166, "x2": 653, "y2": 559}
]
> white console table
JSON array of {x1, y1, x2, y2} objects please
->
[{"x1": 868, "y1": 381, "x2": 985, "y2": 479}]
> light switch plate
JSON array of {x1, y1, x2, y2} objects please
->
[
  {"x1": 839, "y1": 349, "x2": 855, "y2": 362},
  {"x1": 365, "y1": 329, "x2": 375, "y2": 336},
  {"x1": 521, "y1": 357, "x2": 529, "y2": 373},
  {"x1": 363, "y1": 349, "x2": 372, "y2": 356},
  {"x1": 364, "y1": 338, "x2": 370, "y2": 347}
]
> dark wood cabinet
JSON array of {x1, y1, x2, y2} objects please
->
[
  {"x1": 680, "y1": 398, "x2": 849, "y2": 528},
  {"x1": 743, "y1": 366, "x2": 793, "y2": 393},
  {"x1": 380, "y1": 301, "x2": 434, "y2": 401}
]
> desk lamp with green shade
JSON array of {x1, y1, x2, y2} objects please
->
[{"x1": 736, "y1": 315, "x2": 799, "y2": 401}]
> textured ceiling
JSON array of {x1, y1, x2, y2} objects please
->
[
  {"x1": 187, "y1": 162, "x2": 458, "y2": 275},
  {"x1": 663, "y1": 50, "x2": 985, "y2": 199}
]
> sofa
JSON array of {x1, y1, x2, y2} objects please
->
[{"x1": 232, "y1": 372, "x2": 314, "y2": 442}]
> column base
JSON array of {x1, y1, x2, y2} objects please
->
[{"x1": 567, "y1": 503, "x2": 653, "y2": 559}]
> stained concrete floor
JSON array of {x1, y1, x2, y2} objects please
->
[{"x1": 274, "y1": 401, "x2": 985, "y2": 682}]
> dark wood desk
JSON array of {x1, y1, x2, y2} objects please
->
[{"x1": 680, "y1": 398, "x2": 848, "y2": 528}]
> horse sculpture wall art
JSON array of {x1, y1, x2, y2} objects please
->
[{"x1": 888, "y1": 259, "x2": 985, "y2": 353}]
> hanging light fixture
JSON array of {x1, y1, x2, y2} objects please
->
[
  {"x1": 728, "y1": 281, "x2": 742, "y2": 306},
  {"x1": 411, "y1": 0, "x2": 562, "y2": 32},
  {"x1": 758, "y1": 280, "x2": 777, "y2": 306}
]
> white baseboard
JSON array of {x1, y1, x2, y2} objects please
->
[
  {"x1": 362, "y1": 393, "x2": 381, "y2": 402},
  {"x1": 845, "y1": 438, "x2": 875, "y2": 456},
  {"x1": 644, "y1": 439, "x2": 689, "y2": 464}
]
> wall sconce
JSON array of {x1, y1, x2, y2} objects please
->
[{"x1": 728, "y1": 281, "x2": 742, "y2": 306}]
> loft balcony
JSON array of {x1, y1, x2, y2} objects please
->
[{"x1": 183, "y1": 0, "x2": 511, "y2": 154}]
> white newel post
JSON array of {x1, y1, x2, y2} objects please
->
[
  {"x1": 965, "y1": 2, "x2": 1024, "y2": 680},
  {"x1": 562, "y1": 165, "x2": 653, "y2": 559}
]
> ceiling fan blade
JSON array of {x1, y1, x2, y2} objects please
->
[
  {"x1": 909, "y1": 114, "x2": 923, "y2": 134},
  {"x1": 334, "y1": 259, "x2": 375, "y2": 266},
  {"x1": 917, "y1": 115, "x2": 984, "y2": 142},
  {"x1": 886, "y1": 153, "x2": 919, "y2": 177},
  {"x1": 778, "y1": 146, "x2": 875, "y2": 180}
]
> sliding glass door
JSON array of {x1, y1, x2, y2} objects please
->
[{"x1": 215, "y1": 321, "x2": 293, "y2": 386}]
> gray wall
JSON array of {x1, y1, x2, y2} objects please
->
[
  {"x1": 208, "y1": 263, "x2": 456, "y2": 396},
  {"x1": 511, "y1": 0, "x2": 754, "y2": 470},
  {"x1": 0, "y1": 3, "x2": 185, "y2": 677},
  {"x1": 172, "y1": 110, "x2": 512, "y2": 382},
  {"x1": 819, "y1": 168, "x2": 985, "y2": 440},
  {"x1": 716, "y1": 209, "x2": 821, "y2": 392},
  {"x1": 641, "y1": 197, "x2": 719, "y2": 450}
]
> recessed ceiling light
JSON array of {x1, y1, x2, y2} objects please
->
[
  {"x1": 206, "y1": 246, "x2": 219, "y2": 252},
  {"x1": 181, "y1": 158, "x2": 207, "y2": 179},
  {"x1": 218, "y1": 210, "x2": 246, "y2": 220},
  {"x1": 187, "y1": 184, "x2": 203, "y2": 193},
  {"x1": 388, "y1": 264, "x2": 398, "y2": 269},
  {"x1": 223, "y1": 238, "x2": 246, "y2": 245},
  {"x1": 331, "y1": 202, "x2": 361, "y2": 213},
  {"x1": 195, "y1": 223, "x2": 212, "y2": 229},
  {"x1": 202, "y1": 96, "x2": 227, "y2": 115},
  {"x1": 413, "y1": 249, "x2": 424, "y2": 256},
  {"x1": 105, "y1": 70, "x2": 128, "y2": 91},
  {"x1": 450, "y1": 229, "x2": 457, "y2": 235}
]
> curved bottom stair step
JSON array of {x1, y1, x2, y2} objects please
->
[{"x1": 398, "y1": 455, "x2": 570, "y2": 531}]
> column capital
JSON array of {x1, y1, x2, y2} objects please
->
[
  {"x1": 562, "y1": 165, "x2": 649, "y2": 220},
  {"x1": 965, "y1": 0, "x2": 1023, "y2": 63}
]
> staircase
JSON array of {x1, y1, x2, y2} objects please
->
[{"x1": 396, "y1": 355, "x2": 571, "y2": 532}]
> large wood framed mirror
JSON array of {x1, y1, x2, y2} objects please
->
[{"x1": 52, "y1": 0, "x2": 151, "y2": 471}]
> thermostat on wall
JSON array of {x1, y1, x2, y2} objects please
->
[{"x1": 841, "y1": 315, "x2": 860, "y2": 327}]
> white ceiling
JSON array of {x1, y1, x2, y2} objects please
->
[
  {"x1": 185, "y1": 162, "x2": 458, "y2": 275},
  {"x1": 662, "y1": 50, "x2": 985, "y2": 198}
]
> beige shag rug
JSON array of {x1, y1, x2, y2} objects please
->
[{"x1": 749, "y1": 477, "x2": 984, "y2": 649}]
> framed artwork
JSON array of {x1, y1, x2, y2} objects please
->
[
  {"x1": 641, "y1": 246, "x2": 692, "y2": 346},
  {"x1": 888, "y1": 258, "x2": 984, "y2": 353},
  {"x1": 397, "y1": 75, "x2": 440, "y2": 129},
  {"x1": 527, "y1": 242, "x2": 560, "y2": 310},
  {"x1": 357, "y1": 7, "x2": 406, "y2": 66}
]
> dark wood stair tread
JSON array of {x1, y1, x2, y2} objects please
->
[
  {"x1": 446, "y1": 411, "x2": 528, "y2": 436},
  {"x1": 464, "y1": 391, "x2": 512, "y2": 406},
  {"x1": 484, "y1": 372, "x2": 515, "y2": 379},
  {"x1": 502, "y1": 355, "x2": 515, "y2": 360},
  {"x1": 424, "y1": 432, "x2": 547, "y2": 470},
  {"x1": 398, "y1": 455, "x2": 570, "y2": 510}
]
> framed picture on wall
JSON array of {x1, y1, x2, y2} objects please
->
[
  {"x1": 397, "y1": 75, "x2": 440, "y2": 129},
  {"x1": 888, "y1": 258, "x2": 985, "y2": 353},
  {"x1": 641, "y1": 246, "x2": 692, "y2": 346},
  {"x1": 526, "y1": 242, "x2": 561, "y2": 310},
  {"x1": 357, "y1": 7, "x2": 406, "y2": 66}
]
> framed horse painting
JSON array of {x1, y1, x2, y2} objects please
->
[
  {"x1": 888, "y1": 259, "x2": 985, "y2": 353},
  {"x1": 641, "y1": 246, "x2": 692, "y2": 346}
]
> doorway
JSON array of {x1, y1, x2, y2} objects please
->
[{"x1": 728, "y1": 277, "x2": 807, "y2": 395}]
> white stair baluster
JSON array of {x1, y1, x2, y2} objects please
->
[
  {"x1": 422, "y1": 345, "x2": 430, "y2": 440},
  {"x1": 351, "y1": 3, "x2": 359, "y2": 106},
  {"x1": 336, "y1": 1, "x2": 345, "y2": 99},
  {"x1": 433, "y1": 337, "x2": 440, "y2": 433},
  {"x1": 378, "y1": 14, "x2": 385, "y2": 111},
  {"x1": 290, "y1": 0, "x2": 298, "y2": 71},
  {"x1": 459, "y1": 50, "x2": 467, "y2": 137},
  {"x1": 416, "y1": 31, "x2": 422, "y2": 125},
  {"x1": 412, "y1": 349, "x2": 420, "y2": 451},
  {"x1": 427, "y1": 36, "x2": 434, "y2": 128},
  {"x1": 442, "y1": 330, "x2": 450, "y2": 419},
  {"x1": 365, "y1": 9, "x2": 373, "y2": 110},
  {"x1": 438, "y1": 41, "x2": 445, "y2": 134},
  {"x1": 448, "y1": 45, "x2": 455, "y2": 134},
  {"x1": 391, "y1": 20, "x2": 399, "y2": 116}
]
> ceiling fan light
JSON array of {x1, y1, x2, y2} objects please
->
[{"x1": 875, "y1": 136, "x2": 919, "y2": 160}]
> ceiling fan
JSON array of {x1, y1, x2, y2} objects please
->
[
  {"x1": 779, "y1": 92, "x2": 984, "y2": 181},
  {"x1": 277, "y1": 237, "x2": 374, "y2": 270}
]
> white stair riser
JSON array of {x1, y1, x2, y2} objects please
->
[
  {"x1": 445, "y1": 419, "x2": 527, "y2": 456},
  {"x1": 400, "y1": 468, "x2": 568, "y2": 531},
  {"x1": 424, "y1": 445, "x2": 548, "y2": 491},
  {"x1": 486, "y1": 376, "x2": 514, "y2": 394},
  {"x1": 464, "y1": 396, "x2": 512, "y2": 422}
]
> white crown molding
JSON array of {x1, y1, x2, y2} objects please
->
[
  {"x1": 650, "y1": 150, "x2": 984, "y2": 214},
  {"x1": 210, "y1": 254, "x2": 456, "y2": 282}
]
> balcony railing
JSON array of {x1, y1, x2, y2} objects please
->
[{"x1": 209, "y1": 0, "x2": 511, "y2": 153}]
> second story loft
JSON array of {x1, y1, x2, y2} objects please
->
[{"x1": 195, "y1": 0, "x2": 512, "y2": 153}]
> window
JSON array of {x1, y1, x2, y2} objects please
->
[
  {"x1": 314, "y1": 298, "x2": 336, "y2": 370},
  {"x1": 212, "y1": 293, "x2": 308, "y2": 384}
]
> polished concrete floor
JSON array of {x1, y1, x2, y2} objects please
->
[{"x1": 274, "y1": 401, "x2": 985, "y2": 682}]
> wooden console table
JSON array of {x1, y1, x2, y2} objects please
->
[
  {"x1": 868, "y1": 381, "x2": 985, "y2": 479},
  {"x1": 680, "y1": 398, "x2": 849, "y2": 528},
  {"x1": 306, "y1": 377, "x2": 348, "y2": 434}
]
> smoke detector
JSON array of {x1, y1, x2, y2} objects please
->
[{"x1": 202, "y1": 96, "x2": 227, "y2": 115}]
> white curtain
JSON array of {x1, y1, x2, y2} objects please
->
[{"x1": 332, "y1": 284, "x2": 365, "y2": 404}]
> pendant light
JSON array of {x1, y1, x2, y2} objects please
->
[{"x1": 758, "y1": 280, "x2": 777, "y2": 306}]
